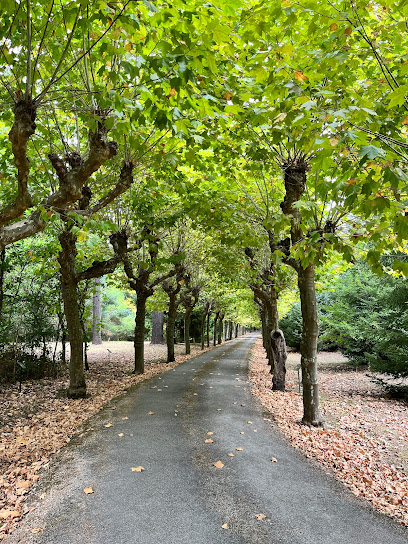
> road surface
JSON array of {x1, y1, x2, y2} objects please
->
[{"x1": 6, "y1": 334, "x2": 408, "y2": 544}]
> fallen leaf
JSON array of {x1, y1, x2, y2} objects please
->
[
  {"x1": 0, "y1": 509, "x2": 20, "y2": 520},
  {"x1": 118, "y1": 433, "x2": 124, "y2": 437},
  {"x1": 131, "y1": 466, "x2": 145, "y2": 472},
  {"x1": 217, "y1": 409, "x2": 222, "y2": 411},
  {"x1": 122, "y1": 417, "x2": 128, "y2": 420},
  {"x1": 255, "y1": 513, "x2": 267, "y2": 520},
  {"x1": 104, "y1": 423, "x2": 113, "y2": 428},
  {"x1": 147, "y1": 411, "x2": 155, "y2": 415},
  {"x1": 221, "y1": 523, "x2": 230, "y2": 529},
  {"x1": 213, "y1": 460, "x2": 224, "y2": 469},
  {"x1": 241, "y1": 404, "x2": 246, "y2": 407},
  {"x1": 83, "y1": 487, "x2": 94, "y2": 494},
  {"x1": 236, "y1": 447, "x2": 243, "y2": 451},
  {"x1": 32, "y1": 528, "x2": 43, "y2": 534},
  {"x1": 270, "y1": 457, "x2": 278, "y2": 463},
  {"x1": 205, "y1": 439, "x2": 214, "y2": 443},
  {"x1": 228, "y1": 453, "x2": 235, "y2": 457},
  {"x1": 207, "y1": 432, "x2": 214, "y2": 435},
  {"x1": 247, "y1": 421, "x2": 253, "y2": 424},
  {"x1": 16, "y1": 479, "x2": 31, "y2": 489}
]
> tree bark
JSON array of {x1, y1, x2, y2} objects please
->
[
  {"x1": 213, "y1": 312, "x2": 219, "y2": 346},
  {"x1": 281, "y1": 161, "x2": 323, "y2": 426},
  {"x1": 184, "y1": 308, "x2": 192, "y2": 355},
  {"x1": 270, "y1": 330, "x2": 287, "y2": 391},
  {"x1": 92, "y1": 277, "x2": 102, "y2": 344},
  {"x1": 201, "y1": 306, "x2": 208, "y2": 350},
  {"x1": 151, "y1": 311, "x2": 165, "y2": 344},
  {"x1": 206, "y1": 311, "x2": 211, "y2": 348},
  {"x1": 0, "y1": 249, "x2": 5, "y2": 323},
  {"x1": 167, "y1": 294, "x2": 177, "y2": 362},
  {"x1": 134, "y1": 294, "x2": 147, "y2": 374},
  {"x1": 298, "y1": 263, "x2": 323, "y2": 426},
  {"x1": 218, "y1": 314, "x2": 224, "y2": 344},
  {"x1": 58, "y1": 230, "x2": 86, "y2": 399}
]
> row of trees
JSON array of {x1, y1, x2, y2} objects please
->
[{"x1": 0, "y1": 0, "x2": 407, "y2": 426}]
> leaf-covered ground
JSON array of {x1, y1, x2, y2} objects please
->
[
  {"x1": 249, "y1": 338, "x2": 408, "y2": 527},
  {"x1": 0, "y1": 342, "x2": 213, "y2": 540}
]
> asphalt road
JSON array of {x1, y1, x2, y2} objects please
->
[{"x1": 7, "y1": 334, "x2": 408, "y2": 544}]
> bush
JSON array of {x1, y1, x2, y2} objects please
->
[
  {"x1": 321, "y1": 263, "x2": 408, "y2": 376},
  {"x1": 279, "y1": 292, "x2": 337, "y2": 352}
]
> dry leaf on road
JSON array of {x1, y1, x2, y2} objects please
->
[
  {"x1": 236, "y1": 447, "x2": 243, "y2": 451},
  {"x1": 213, "y1": 461, "x2": 224, "y2": 468},
  {"x1": 221, "y1": 523, "x2": 229, "y2": 529},
  {"x1": 104, "y1": 423, "x2": 113, "y2": 428},
  {"x1": 83, "y1": 487, "x2": 94, "y2": 494},
  {"x1": 131, "y1": 466, "x2": 145, "y2": 472},
  {"x1": 255, "y1": 513, "x2": 267, "y2": 520},
  {"x1": 205, "y1": 439, "x2": 214, "y2": 443},
  {"x1": 270, "y1": 457, "x2": 278, "y2": 463}
]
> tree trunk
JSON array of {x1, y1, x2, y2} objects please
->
[
  {"x1": 213, "y1": 312, "x2": 219, "y2": 346},
  {"x1": 92, "y1": 277, "x2": 102, "y2": 344},
  {"x1": 184, "y1": 308, "x2": 192, "y2": 355},
  {"x1": 151, "y1": 310, "x2": 165, "y2": 344},
  {"x1": 0, "y1": 249, "x2": 5, "y2": 324},
  {"x1": 234, "y1": 323, "x2": 239, "y2": 338},
  {"x1": 218, "y1": 315, "x2": 223, "y2": 345},
  {"x1": 201, "y1": 310, "x2": 206, "y2": 350},
  {"x1": 298, "y1": 263, "x2": 324, "y2": 427},
  {"x1": 206, "y1": 311, "x2": 211, "y2": 348},
  {"x1": 134, "y1": 294, "x2": 147, "y2": 374},
  {"x1": 266, "y1": 289, "x2": 287, "y2": 391},
  {"x1": 58, "y1": 231, "x2": 86, "y2": 398},
  {"x1": 167, "y1": 294, "x2": 177, "y2": 362},
  {"x1": 270, "y1": 330, "x2": 287, "y2": 391}
]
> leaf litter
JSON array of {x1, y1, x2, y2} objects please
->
[
  {"x1": 0, "y1": 341, "x2": 215, "y2": 540},
  {"x1": 249, "y1": 338, "x2": 408, "y2": 527}
]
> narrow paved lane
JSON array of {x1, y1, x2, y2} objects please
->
[{"x1": 7, "y1": 335, "x2": 408, "y2": 544}]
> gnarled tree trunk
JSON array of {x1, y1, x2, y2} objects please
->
[{"x1": 58, "y1": 230, "x2": 86, "y2": 399}]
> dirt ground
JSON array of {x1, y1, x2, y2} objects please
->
[
  {"x1": 249, "y1": 339, "x2": 408, "y2": 527},
  {"x1": 0, "y1": 341, "x2": 213, "y2": 540}
]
